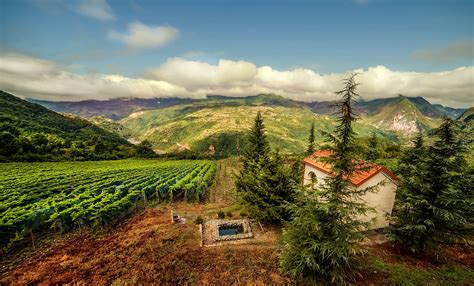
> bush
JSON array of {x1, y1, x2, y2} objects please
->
[
  {"x1": 226, "y1": 211, "x2": 233, "y2": 218},
  {"x1": 194, "y1": 215, "x2": 204, "y2": 225},
  {"x1": 217, "y1": 211, "x2": 225, "y2": 219},
  {"x1": 239, "y1": 211, "x2": 248, "y2": 217}
]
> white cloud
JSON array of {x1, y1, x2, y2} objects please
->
[
  {"x1": 1, "y1": 52, "x2": 473, "y2": 108},
  {"x1": 0, "y1": 53, "x2": 59, "y2": 76},
  {"x1": 143, "y1": 59, "x2": 474, "y2": 107},
  {"x1": 77, "y1": 0, "x2": 115, "y2": 21},
  {"x1": 108, "y1": 22, "x2": 180, "y2": 52},
  {"x1": 0, "y1": 53, "x2": 197, "y2": 101},
  {"x1": 142, "y1": 58, "x2": 257, "y2": 91},
  {"x1": 413, "y1": 40, "x2": 474, "y2": 62}
]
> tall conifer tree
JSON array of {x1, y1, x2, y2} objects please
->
[
  {"x1": 235, "y1": 112, "x2": 294, "y2": 223},
  {"x1": 366, "y1": 132, "x2": 379, "y2": 161},
  {"x1": 281, "y1": 74, "x2": 376, "y2": 283},
  {"x1": 306, "y1": 121, "x2": 316, "y2": 155}
]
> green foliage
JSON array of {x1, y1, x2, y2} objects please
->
[
  {"x1": 0, "y1": 91, "x2": 141, "y2": 162},
  {"x1": 136, "y1": 140, "x2": 156, "y2": 157},
  {"x1": 370, "y1": 258, "x2": 474, "y2": 285},
  {"x1": 306, "y1": 121, "x2": 316, "y2": 155},
  {"x1": 192, "y1": 132, "x2": 248, "y2": 158},
  {"x1": 194, "y1": 215, "x2": 204, "y2": 225},
  {"x1": 0, "y1": 159, "x2": 216, "y2": 250},
  {"x1": 281, "y1": 75, "x2": 376, "y2": 283},
  {"x1": 217, "y1": 211, "x2": 225, "y2": 219},
  {"x1": 288, "y1": 155, "x2": 305, "y2": 184},
  {"x1": 235, "y1": 113, "x2": 295, "y2": 223},
  {"x1": 239, "y1": 211, "x2": 248, "y2": 217},
  {"x1": 243, "y1": 112, "x2": 270, "y2": 166},
  {"x1": 119, "y1": 94, "x2": 397, "y2": 156},
  {"x1": 391, "y1": 119, "x2": 474, "y2": 256},
  {"x1": 366, "y1": 132, "x2": 379, "y2": 161}
]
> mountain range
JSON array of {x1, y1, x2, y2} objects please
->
[
  {"x1": 24, "y1": 93, "x2": 468, "y2": 155},
  {"x1": 30, "y1": 94, "x2": 465, "y2": 121}
]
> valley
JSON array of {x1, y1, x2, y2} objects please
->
[{"x1": 28, "y1": 93, "x2": 467, "y2": 156}]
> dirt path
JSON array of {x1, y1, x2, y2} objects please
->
[
  {"x1": 0, "y1": 205, "x2": 290, "y2": 285},
  {"x1": 208, "y1": 158, "x2": 240, "y2": 204}
]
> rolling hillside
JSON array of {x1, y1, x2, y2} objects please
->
[
  {"x1": 119, "y1": 95, "x2": 395, "y2": 155},
  {"x1": 25, "y1": 93, "x2": 466, "y2": 154},
  {"x1": 1, "y1": 91, "x2": 130, "y2": 145}
]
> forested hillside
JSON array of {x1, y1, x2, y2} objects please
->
[{"x1": 0, "y1": 91, "x2": 146, "y2": 161}]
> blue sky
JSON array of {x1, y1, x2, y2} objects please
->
[
  {"x1": 3, "y1": 0, "x2": 473, "y2": 75},
  {"x1": 1, "y1": 0, "x2": 473, "y2": 106}
]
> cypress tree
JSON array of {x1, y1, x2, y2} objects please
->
[
  {"x1": 281, "y1": 74, "x2": 376, "y2": 283},
  {"x1": 306, "y1": 121, "x2": 316, "y2": 155},
  {"x1": 391, "y1": 118, "x2": 473, "y2": 256}
]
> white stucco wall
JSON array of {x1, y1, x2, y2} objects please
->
[
  {"x1": 303, "y1": 163, "x2": 397, "y2": 230},
  {"x1": 303, "y1": 164, "x2": 330, "y2": 189},
  {"x1": 355, "y1": 172, "x2": 397, "y2": 229}
]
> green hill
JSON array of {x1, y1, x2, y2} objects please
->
[
  {"x1": 119, "y1": 95, "x2": 395, "y2": 155},
  {"x1": 458, "y1": 107, "x2": 474, "y2": 124},
  {"x1": 1, "y1": 91, "x2": 129, "y2": 145},
  {"x1": 0, "y1": 91, "x2": 139, "y2": 161}
]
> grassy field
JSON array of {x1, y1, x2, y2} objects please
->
[{"x1": 1, "y1": 158, "x2": 472, "y2": 284}]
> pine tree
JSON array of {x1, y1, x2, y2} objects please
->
[
  {"x1": 366, "y1": 132, "x2": 379, "y2": 161},
  {"x1": 241, "y1": 111, "x2": 269, "y2": 168},
  {"x1": 306, "y1": 121, "x2": 316, "y2": 155},
  {"x1": 235, "y1": 112, "x2": 294, "y2": 223},
  {"x1": 390, "y1": 130, "x2": 429, "y2": 253},
  {"x1": 391, "y1": 118, "x2": 473, "y2": 256},
  {"x1": 281, "y1": 74, "x2": 376, "y2": 283}
]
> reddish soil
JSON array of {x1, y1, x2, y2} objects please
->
[
  {"x1": 2, "y1": 206, "x2": 472, "y2": 285},
  {"x1": 0, "y1": 206, "x2": 291, "y2": 285}
]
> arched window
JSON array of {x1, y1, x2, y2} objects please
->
[{"x1": 308, "y1": 171, "x2": 318, "y2": 188}]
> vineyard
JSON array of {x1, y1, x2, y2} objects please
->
[{"x1": 0, "y1": 159, "x2": 216, "y2": 247}]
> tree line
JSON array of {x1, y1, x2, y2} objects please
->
[{"x1": 235, "y1": 74, "x2": 473, "y2": 283}]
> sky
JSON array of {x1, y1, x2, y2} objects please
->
[{"x1": 1, "y1": 0, "x2": 473, "y2": 107}]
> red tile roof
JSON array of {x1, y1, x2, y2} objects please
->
[{"x1": 303, "y1": 150, "x2": 398, "y2": 187}]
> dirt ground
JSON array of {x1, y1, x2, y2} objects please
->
[{"x1": 0, "y1": 205, "x2": 291, "y2": 285}]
